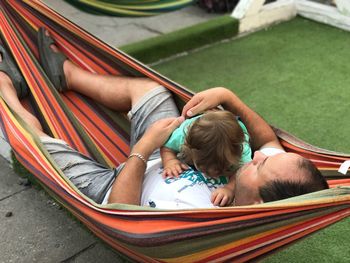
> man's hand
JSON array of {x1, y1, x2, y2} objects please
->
[
  {"x1": 183, "y1": 87, "x2": 283, "y2": 151},
  {"x1": 137, "y1": 116, "x2": 185, "y2": 157},
  {"x1": 211, "y1": 186, "x2": 235, "y2": 207},
  {"x1": 162, "y1": 159, "x2": 188, "y2": 178},
  {"x1": 181, "y1": 87, "x2": 231, "y2": 117},
  {"x1": 108, "y1": 116, "x2": 184, "y2": 205}
]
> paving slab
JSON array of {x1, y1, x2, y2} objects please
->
[
  {"x1": 70, "y1": 10, "x2": 136, "y2": 28},
  {"x1": 0, "y1": 129, "x2": 11, "y2": 162},
  {"x1": 79, "y1": 22, "x2": 160, "y2": 47},
  {"x1": 0, "y1": 157, "x2": 27, "y2": 200},
  {"x1": 66, "y1": 243, "x2": 128, "y2": 263},
  {"x1": 0, "y1": 188, "x2": 98, "y2": 262},
  {"x1": 42, "y1": 0, "x2": 218, "y2": 46},
  {"x1": 133, "y1": 5, "x2": 219, "y2": 34},
  {"x1": 43, "y1": 0, "x2": 81, "y2": 19}
]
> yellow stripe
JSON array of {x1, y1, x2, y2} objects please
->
[
  {"x1": 161, "y1": 221, "x2": 303, "y2": 263},
  {"x1": 0, "y1": 98, "x2": 69, "y2": 189},
  {"x1": 0, "y1": 11, "x2": 59, "y2": 138},
  {"x1": 79, "y1": 0, "x2": 192, "y2": 11}
]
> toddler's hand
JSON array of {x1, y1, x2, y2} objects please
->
[
  {"x1": 211, "y1": 186, "x2": 234, "y2": 207},
  {"x1": 162, "y1": 159, "x2": 188, "y2": 178}
]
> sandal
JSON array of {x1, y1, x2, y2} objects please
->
[
  {"x1": 0, "y1": 45, "x2": 29, "y2": 99},
  {"x1": 37, "y1": 27, "x2": 68, "y2": 92}
]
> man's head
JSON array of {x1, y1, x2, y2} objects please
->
[{"x1": 234, "y1": 151, "x2": 329, "y2": 206}]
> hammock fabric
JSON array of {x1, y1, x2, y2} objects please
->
[
  {"x1": 0, "y1": 1, "x2": 349, "y2": 262},
  {"x1": 65, "y1": 0, "x2": 195, "y2": 17}
]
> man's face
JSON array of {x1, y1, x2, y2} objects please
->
[{"x1": 234, "y1": 151, "x2": 303, "y2": 206}]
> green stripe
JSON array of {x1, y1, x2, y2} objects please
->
[
  {"x1": 1, "y1": 10, "x2": 111, "y2": 167},
  {"x1": 79, "y1": 0, "x2": 193, "y2": 9},
  {"x1": 118, "y1": 206, "x2": 346, "y2": 258},
  {"x1": 65, "y1": 0, "x2": 194, "y2": 16}
]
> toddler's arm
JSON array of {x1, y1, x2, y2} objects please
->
[
  {"x1": 211, "y1": 176, "x2": 236, "y2": 207},
  {"x1": 160, "y1": 147, "x2": 188, "y2": 178}
]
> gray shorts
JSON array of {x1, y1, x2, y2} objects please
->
[{"x1": 41, "y1": 86, "x2": 179, "y2": 204}]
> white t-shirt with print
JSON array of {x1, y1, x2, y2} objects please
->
[
  {"x1": 140, "y1": 159, "x2": 226, "y2": 209},
  {"x1": 103, "y1": 147, "x2": 285, "y2": 209}
]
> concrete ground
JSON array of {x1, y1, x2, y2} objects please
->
[
  {"x1": 0, "y1": 1, "x2": 218, "y2": 262},
  {"x1": 43, "y1": 0, "x2": 218, "y2": 47}
]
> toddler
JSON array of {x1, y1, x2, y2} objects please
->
[{"x1": 160, "y1": 110, "x2": 252, "y2": 206}]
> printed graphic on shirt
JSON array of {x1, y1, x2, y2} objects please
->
[{"x1": 163, "y1": 168, "x2": 228, "y2": 192}]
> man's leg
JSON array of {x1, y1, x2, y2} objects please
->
[
  {"x1": 61, "y1": 58, "x2": 158, "y2": 112},
  {"x1": 0, "y1": 70, "x2": 117, "y2": 204},
  {"x1": 42, "y1": 31, "x2": 160, "y2": 112},
  {"x1": 0, "y1": 72, "x2": 46, "y2": 137}
]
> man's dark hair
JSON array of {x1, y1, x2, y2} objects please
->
[{"x1": 259, "y1": 158, "x2": 329, "y2": 203}]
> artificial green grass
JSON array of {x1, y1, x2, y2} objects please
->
[
  {"x1": 153, "y1": 17, "x2": 350, "y2": 262},
  {"x1": 120, "y1": 15, "x2": 238, "y2": 64},
  {"x1": 260, "y1": 216, "x2": 350, "y2": 263}
]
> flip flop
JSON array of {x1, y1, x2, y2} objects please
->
[
  {"x1": 37, "y1": 28, "x2": 68, "y2": 92},
  {"x1": 0, "y1": 45, "x2": 29, "y2": 99}
]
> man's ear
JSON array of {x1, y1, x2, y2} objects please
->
[{"x1": 253, "y1": 198, "x2": 263, "y2": 205}]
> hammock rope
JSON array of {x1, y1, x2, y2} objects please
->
[{"x1": 0, "y1": 1, "x2": 349, "y2": 262}]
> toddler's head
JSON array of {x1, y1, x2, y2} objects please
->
[{"x1": 181, "y1": 110, "x2": 245, "y2": 178}]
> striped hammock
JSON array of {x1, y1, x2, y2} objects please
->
[
  {"x1": 0, "y1": 1, "x2": 349, "y2": 262},
  {"x1": 65, "y1": 0, "x2": 195, "y2": 17}
]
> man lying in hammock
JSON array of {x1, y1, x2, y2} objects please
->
[{"x1": 0, "y1": 28, "x2": 328, "y2": 208}]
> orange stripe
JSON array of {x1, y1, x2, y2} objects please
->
[{"x1": 63, "y1": 94, "x2": 129, "y2": 165}]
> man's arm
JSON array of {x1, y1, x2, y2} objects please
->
[
  {"x1": 182, "y1": 87, "x2": 282, "y2": 151},
  {"x1": 108, "y1": 117, "x2": 184, "y2": 205}
]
